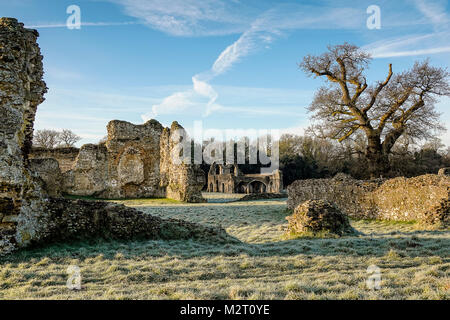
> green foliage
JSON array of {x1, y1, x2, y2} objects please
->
[
  {"x1": 278, "y1": 132, "x2": 450, "y2": 184},
  {"x1": 280, "y1": 154, "x2": 317, "y2": 186}
]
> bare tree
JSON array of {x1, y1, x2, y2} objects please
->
[
  {"x1": 300, "y1": 43, "x2": 450, "y2": 177},
  {"x1": 58, "y1": 129, "x2": 81, "y2": 147},
  {"x1": 33, "y1": 129, "x2": 61, "y2": 149}
]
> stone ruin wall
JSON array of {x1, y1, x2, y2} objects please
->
[
  {"x1": 0, "y1": 18, "x2": 48, "y2": 254},
  {"x1": 62, "y1": 120, "x2": 166, "y2": 199},
  {"x1": 0, "y1": 18, "x2": 224, "y2": 256},
  {"x1": 53, "y1": 120, "x2": 205, "y2": 202},
  {"x1": 287, "y1": 173, "x2": 449, "y2": 226},
  {"x1": 160, "y1": 122, "x2": 206, "y2": 203},
  {"x1": 29, "y1": 158, "x2": 62, "y2": 197},
  {"x1": 30, "y1": 147, "x2": 79, "y2": 172}
]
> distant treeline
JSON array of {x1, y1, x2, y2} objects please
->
[
  {"x1": 199, "y1": 133, "x2": 450, "y2": 188},
  {"x1": 277, "y1": 133, "x2": 450, "y2": 187}
]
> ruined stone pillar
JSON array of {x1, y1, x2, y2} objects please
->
[
  {"x1": 160, "y1": 122, "x2": 206, "y2": 202},
  {"x1": 0, "y1": 18, "x2": 48, "y2": 254}
]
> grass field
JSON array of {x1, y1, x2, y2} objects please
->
[{"x1": 0, "y1": 193, "x2": 448, "y2": 300}]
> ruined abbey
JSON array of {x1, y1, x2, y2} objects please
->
[
  {"x1": 207, "y1": 163, "x2": 283, "y2": 194},
  {"x1": 0, "y1": 18, "x2": 227, "y2": 256},
  {"x1": 0, "y1": 17, "x2": 448, "y2": 259}
]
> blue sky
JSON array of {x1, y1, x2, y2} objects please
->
[{"x1": 2, "y1": 0, "x2": 450, "y2": 146}]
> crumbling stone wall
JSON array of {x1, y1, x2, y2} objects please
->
[
  {"x1": 62, "y1": 143, "x2": 108, "y2": 196},
  {"x1": 59, "y1": 120, "x2": 205, "y2": 202},
  {"x1": 0, "y1": 18, "x2": 226, "y2": 256},
  {"x1": 29, "y1": 158, "x2": 62, "y2": 197},
  {"x1": 62, "y1": 122, "x2": 163, "y2": 198},
  {"x1": 287, "y1": 173, "x2": 449, "y2": 226},
  {"x1": 287, "y1": 174, "x2": 381, "y2": 219},
  {"x1": 372, "y1": 175, "x2": 449, "y2": 224},
  {"x1": 38, "y1": 198, "x2": 231, "y2": 244},
  {"x1": 30, "y1": 147, "x2": 79, "y2": 172},
  {"x1": 104, "y1": 120, "x2": 165, "y2": 198},
  {"x1": 0, "y1": 18, "x2": 48, "y2": 254},
  {"x1": 160, "y1": 122, "x2": 206, "y2": 202}
]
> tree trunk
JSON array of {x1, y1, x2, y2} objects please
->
[{"x1": 366, "y1": 134, "x2": 389, "y2": 178}]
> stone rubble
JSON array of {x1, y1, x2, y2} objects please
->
[{"x1": 286, "y1": 200, "x2": 355, "y2": 236}]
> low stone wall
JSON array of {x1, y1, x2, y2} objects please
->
[
  {"x1": 287, "y1": 174, "x2": 449, "y2": 225},
  {"x1": 287, "y1": 175, "x2": 382, "y2": 219},
  {"x1": 372, "y1": 175, "x2": 449, "y2": 223},
  {"x1": 37, "y1": 198, "x2": 232, "y2": 244}
]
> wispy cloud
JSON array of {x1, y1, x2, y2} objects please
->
[
  {"x1": 25, "y1": 21, "x2": 138, "y2": 29},
  {"x1": 110, "y1": 0, "x2": 366, "y2": 36},
  {"x1": 107, "y1": 0, "x2": 252, "y2": 36},
  {"x1": 45, "y1": 67, "x2": 84, "y2": 80},
  {"x1": 414, "y1": 0, "x2": 449, "y2": 31},
  {"x1": 362, "y1": 32, "x2": 450, "y2": 58},
  {"x1": 363, "y1": 0, "x2": 450, "y2": 58},
  {"x1": 370, "y1": 45, "x2": 450, "y2": 58},
  {"x1": 141, "y1": 14, "x2": 279, "y2": 120},
  {"x1": 134, "y1": 2, "x2": 365, "y2": 120}
]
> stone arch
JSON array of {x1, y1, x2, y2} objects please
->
[
  {"x1": 235, "y1": 181, "x2": 247, "y2": 194},
  {"x1": 248, "y1": 180, "x2": 267, "y2": 194}
]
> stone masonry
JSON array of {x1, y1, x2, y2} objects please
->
[
  {"x1": 30, "y1": 147, "x2": 79, "y2": 172},
  {"x1": 0, "y1": 17, "x2": 48, "y2": 254},
  {"x1": 287, "y1": 173, "x2": 449, "y2": 226},
  {"x1": 56, "y1": 119, "x2": 205, "y2": 202}
]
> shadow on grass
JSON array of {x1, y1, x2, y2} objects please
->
[
  {"x1": 64, "y1": 194, "x2": 182, "y2": 204},
  {"x1": 2, "y1": 199, "x2": 448, "y2": 264},
  {"x1": 2, "y1": 228, "x2": 448, "y2": 264}
]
